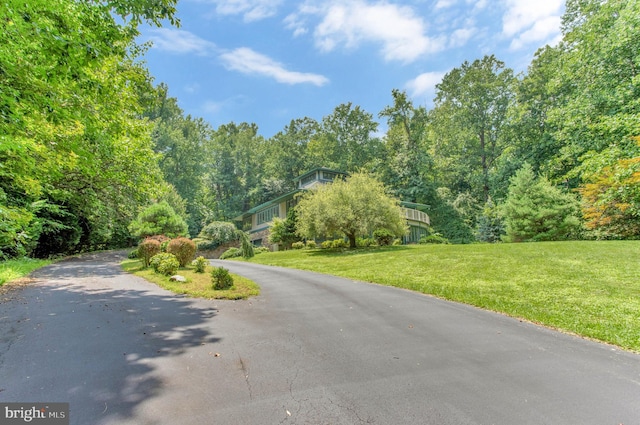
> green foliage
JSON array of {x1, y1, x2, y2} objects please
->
[
  {"x1": 238, "y1": 231, "x2": 255, "y2": 259},
  {"x1": 211, "y1": 266, "x2": 234, "y2": 290},
  {"x1": 219, "y1": 247, "x2": 242, "y2": 260},
  {"x1": 149, "y1": 252, "x2": 179, "y2": 276},
  {"x1": 139, "y1": 238, "x2": 161, "y2": 268},
  {"x1": 356, "y1": 237, "x2": 375, "y2": 247},
  {"x1": 419, "y1": 234, "x2": 450, "y2": 244},
  {"x1": 193, "y1": 256, "x2": 208, "y2": 273},
  {"x1": 331, "y1": 239, "x2": 349, "y2": 248},
  {"x1": 502, "y1": 164, "x2": 582, "y2": 242},
  {"x1": 268, "y1": 208, "x2": 300, "y2": 248},
  {"x1": 291, "y1": 242, "x2": 305, "y2": 249},
  {"x1": 129, "y1": 202, "x2": 189, "y2": 240},
  {"x1": 373, "y1": 229, "x2": 395, "y2": 246},
  {"x1": 305, "y1": 240, "x2": 317, "y2": 249},
  {"x1": 254, "y1": 246, "x2": 270, "y2": 254},
  {"x1": 320, "y1": 240, "x2": 333, "y2": 249},
  {"x1": 428, "y1": 196, "x2": 475, "y2": 244},
  {"x1": 476, "y1": 198, "x2": 505, "y2": 243},
  {"x1": 128, "y1": 249, "x2": 139, "y2": 260},
  {"x1": 296, "y1": 172, "x2": 408, "y2": 248},
  {"x1": 167, "y1": 237, "x2": 197, "y2": 267},
  {"x1": 198, "y1": 221, "x2": 239, "y2": 247}
]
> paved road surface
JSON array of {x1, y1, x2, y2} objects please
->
[{"x1": 0, "y1": 251, "x2": 639, "y2": 424}]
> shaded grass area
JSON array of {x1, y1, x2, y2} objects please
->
[
  {"x1": 245, "y1": 241, "x2": 640, "y2": 352},
  {"x1": 121, "y1": 259, "x2": 260, "y2": 300},
  {"x1": 0, "y1": 258, "x2": 52, "y2": 286}
]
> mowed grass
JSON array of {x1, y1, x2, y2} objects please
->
[
  {"x1": 245, "y1": 241, "x2": 640, "y2": 352},
  {"x1": 0, "y1": 258, "x2": 52, "y2": 286},
  {"x1": 121, "y1": 259, "x2": 260, "y2": 300}
]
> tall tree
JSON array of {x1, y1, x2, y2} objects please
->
[
  {"x1": 0, "y1": 0, "x2": 177, "y2": 257},
  {"x1": 378, "y1": 89, "x2": 435, "y2": 204},
  {"x1": 431, "y1": 55, "x2": 516, "y2": 201},
  {"x1": 307, "y1": 103, "x2": 381, "y2": 172}
]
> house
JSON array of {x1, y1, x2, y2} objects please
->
[{"x1": 234, "y1": 168, "x2": 430, "y2": 247}]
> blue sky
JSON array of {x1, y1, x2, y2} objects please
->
[{"x1": 138, "y1": 0, "x2": 565, "y2": 138}]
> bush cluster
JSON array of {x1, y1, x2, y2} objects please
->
[
  {"x1": 320, "y1": 239, "x2": 348, "y2": 249},
  {"x1": 254, "y1": 246, "x2": 270, "y2": 254},
  {"x1": 167, "y1": 237, "x2": 197, "y2": 267},
  {"x1": 305, "y1": 240, "x2": 317, "y2": 249},
  {"x1": 150, "y1": 252, "x2": 180, "y2": 276},
  {"x1": 211, "y1": 266, "x2": 234, "y2": 290},
  {"x1": 220, "y1": 247, "x2": 242, "y2": 259},
  {"x1": 419, "y1": 234, "x2": 450, "y2": 244},
  {"x1": 356, "y1": 237, "x2": 375, "y2": 247},
  {"x1": 291, "y1": 241, "x2": 305, "y2": 249},
  {"x1": 139, "y1": 238, "x2": 161, "y2": 268},
  {"x1": 373, "y1": 229, "x2": 395, "y2": 246},
  {"x1": 193, "y1": 256, "x2": 208, "y2": 273}
]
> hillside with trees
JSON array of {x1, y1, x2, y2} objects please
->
[{"x1": 1, "y1": 0, "x2": 638, "y2": 259}]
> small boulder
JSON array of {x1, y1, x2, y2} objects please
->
[{"x1": 169, "y1": 275, "x2": 187, "y2": 282}]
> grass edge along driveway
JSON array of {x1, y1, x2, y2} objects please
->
[{"x1": 244, "y1": 241, "x2": 640, "y2": 352}]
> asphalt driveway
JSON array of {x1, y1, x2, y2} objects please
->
[{"x1": 1, "y1": 251, "x2": 639, "y2": 424}]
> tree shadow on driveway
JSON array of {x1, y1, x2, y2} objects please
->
[{"x1": 0, "y1": 251, "x2": 221, "y2": 425}]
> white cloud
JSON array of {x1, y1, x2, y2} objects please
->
[
  {"x1": 204, "y1": 0, "x2": 283, "y2": 22},
  {"x1": 147, "y1": 28, "x2": 217, "y2": 56},
  {"x1": 286, "y1": 0, "x2": 445, "y2": 63},
  {"x1": 219, "y1": 47, "x2": 329, "y2": 86},
  {"x1": 509, "y1": 15, "x2": 561, "y2": 50},
  {"x1": 435, "y1": 0, "x2": 457, "y2": 9},
  {"x1": 406, "y1": 71, "x2": 446, "y2": 99},
  {"x1": 502, "y1": 0, "x2": 563, "y2": 49},
  {"x1": 449, "y1": 27, "x2": 476, "y2": 47}
]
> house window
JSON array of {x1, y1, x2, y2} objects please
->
[
  {"x1": 300, "y1": 172, "x2": 317, "y2": 187},
  {"x1": 322, "y1": 171, "x2": 338, "y2": 181},
  {"x1": 256, "y1": 205, "x2": 280, "y2": 225}
]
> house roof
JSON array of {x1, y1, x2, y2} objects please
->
[
  {"x1": 233, "y1": 188, "x2": 301, "y2": 221},
  {"x1": 293, "y1": 167, "x2": 348, "y2": 184}
]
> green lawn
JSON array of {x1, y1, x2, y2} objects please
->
[
  {"x1": 121, "y1": 259, "x2": 260, "y2": 300},
  {"x1": 0, "y1": 258, "x2": 52, "y2": 286},
  {"x1": 244, "y1": 241, "x2": 640, "y2": 352}
]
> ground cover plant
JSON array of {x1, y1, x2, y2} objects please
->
[
  {"x1": 244, "y1": 241, "x2": 640, "y2": 352},
  {"x1": 0, "y1": 258, "x2": 52, "y2": 286},
  {"x1": 121, "y1": 259, "x2": 259, "y2": 300}
]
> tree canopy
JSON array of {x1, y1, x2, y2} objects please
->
[
  {"x1": 2, "y1": 0, "x2": 639, "y2": 259},
  {"x1": 295, "y1": 173, "x2": 408, "y2": 248}
]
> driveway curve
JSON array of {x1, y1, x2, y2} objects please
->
[{"x1": 1, "y1": 251, "x2": 639, "y2": 424}]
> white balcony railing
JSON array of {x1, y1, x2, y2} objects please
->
[{"x1": 402, "y1": 208, "x2": 430, "y2": 225}]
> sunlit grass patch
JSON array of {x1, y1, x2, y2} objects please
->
[
  {"x1": 121, "y1": 259, "x2": 260, "y2": 300},
  {"x1": 0, "y1": 258, "x2": 52, "y2": 286}
]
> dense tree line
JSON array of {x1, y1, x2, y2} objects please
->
[{"x1": 2, "y1": 0, "x2": 638, "y2": 259}]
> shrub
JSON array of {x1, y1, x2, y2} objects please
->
[
  {"x1": 305, "y1": 240, "x2": 317, "y2": 249},
  {"x1": 254, "y1": 247, "x2": 270, "y2": 254},
  {"x1": 331, "y1": 239, "x2": 348, "y2": 248},
  {"x1": 139, "y1": 238, "x2": 161, "y2": 268},
  {"x1": 292, "y1": 241, "x2": 305, "y2": 249},
  {"x1": 128, "y1": 249, "x2": 139, "y2": 259},
  {"x1": 356, "y1": 237, "x2": 375, "y2": 247},
  {"x1": 373, "y1": 229, "x2": 395, "y2": 246},
  {"x1": 211, "y1": 266, "x2": 234, "y2": 290},
  {"x1": 239, "y1": 231, "x2": 254, "y2": 259},
  {"x1": 167, "y1": 237, "x2": 197, "y2": 267},
  {"x1": 320, "y1": 240, "x2": 333, "y2": 249},
  {"x1": 128, "y1": 202, "x2": 188, "y2": 239},
  {"x1": 193, "y1": 256, "x2": 208, "y2": 273},
  {"x1": 419, "y1": 234, "x2": 450, "y2": 244},
  {"x1": 150, "y1": 253, "x2": 179, "y2": 276},
  {"x1": 198, "y1": 221, "x2": 238, "y2": 246},
  {"x1": 219, "y1": 247, "x2": 242, "y2": 259}
]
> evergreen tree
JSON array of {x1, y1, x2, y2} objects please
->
[{"x1": 502, "y1": 164, "x2": 582, "y2": 242}]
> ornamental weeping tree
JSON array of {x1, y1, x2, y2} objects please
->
[{"x1": 295, "y1": 172, "x2": 407, "y2": 248}]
